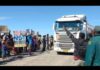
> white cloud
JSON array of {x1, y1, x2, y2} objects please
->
[{"x1": 0, "y1": 17, "x2": 12, "y2": 20}]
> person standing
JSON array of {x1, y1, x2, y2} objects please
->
[
  {"x1": 42, "y1": 35, "x2": 46, "y2": 52},
  {"x1": 0, "y1": 33, "x2": 2, "y2": 57},
  {"x1": 64, "y1": 27, "x2": 87, "y2": 61},
  {"x1": 1, "y1": 33, "x2": 9, "y2": 60},
  {"x1": 36, "y1": 35, "x2": 40, "y2": 50},
  {"x1": 6, "y1": 31, "x2": 14, "y2": 56},
  {"x1": 24, "y1": 32, "x2": 27, "y2": 52},
  {"x1": 30, "y1": 30, "x2": 35, "y2": 52},
  {"x1": 84, "y1": 27, "x2": 100, "y2": 66},
  {"x1": 49, "y1": 35, "x2": 54, "y2": 50},
  {"x1": 37, "y1": 35, "x2": 41, "y2": 50},
  {"x1": 26, "y1": 32, "x2": 33, "y2": 55},
  {"x1": 46, "y1": 34, "x2": 50, "y2": 50},
  {"x1": 33, "y1": 35, "x2": 38, "y2": 52}
]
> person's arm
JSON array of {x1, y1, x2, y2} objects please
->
[
  {"x1": 84, "y1": 38, "x2": 96, "y2": 66},
  {"x1": 63, "y1": 26, "x2": 71, "y2": 37},
  {"x1": 63, "y1": 26, "x2": 78, "y2": 43}
]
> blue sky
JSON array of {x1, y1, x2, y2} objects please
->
[{"x1": 0, "y1": 6, "x2": 100, "y2": 35}]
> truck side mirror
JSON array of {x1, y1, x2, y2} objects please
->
[{"x1": 52, "y1": 23, "x2": 55, "y2": 30}]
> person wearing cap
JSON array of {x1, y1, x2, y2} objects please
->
[{"x1": 84, "y1": 26, "x2": 100, "y2": 66}]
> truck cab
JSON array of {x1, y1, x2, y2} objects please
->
[{"x1": 53, "y1": 14, "x2": 93, "y2": 53}]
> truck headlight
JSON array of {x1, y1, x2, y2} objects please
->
[{"x1": 56, "y1": 33, "x2": 60, "y2": 40}]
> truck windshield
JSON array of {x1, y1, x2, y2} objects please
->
[{"x1": 55, "y1": 21, "x2": 83, "y2": 31}]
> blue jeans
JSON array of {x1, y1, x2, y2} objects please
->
[{"x1": 2, "y1": 44, "x2": 8, "y2": 58}]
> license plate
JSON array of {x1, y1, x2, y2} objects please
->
[{"x1": 63, "y1": 50, "x2": 68, "y2": 52}]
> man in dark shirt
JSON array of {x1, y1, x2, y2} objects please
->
[
  {"x1": 42, "y1": 35, "x2": 46, "y2": 52},
  {"x1": 46, "y1": 34, "x2": 49, "y2": 50},
  {"x1": 64, "y1": 26, "x2": 87, "y2": 61}
]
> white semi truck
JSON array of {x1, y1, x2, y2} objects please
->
[{"x1": 53, "y1": 14, "x2": 94, "y2": 54}]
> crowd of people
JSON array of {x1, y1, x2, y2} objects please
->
[
  {"x1": 1, "y1": 26, "x2": 100, "y2": 66},
  {"x1": 0, "y1": 31, "x2": 54, "y2": 61}
]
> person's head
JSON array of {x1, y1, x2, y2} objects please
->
[
  {"x1": 91, "y1": 30, "x2": 95, "y2": 36},
  {"x1": 51, "y1": 35, "x2": 53, "y2": 38},
  {"x1": 43, "y1": 35, "x2": 46, "y2": 38},
  {"x1": 94, "y1": 31, "x2": 100, "y2": 36},
  {"x1": 89, "y1": 33, "x2": 93, "y2": 38},
  {"x1": 6, "y1": 32, "x2": 9, "y2": 35},
  {"x1": 92, "y1": 29, "x2": 100, "y2": 36},
  {"x1": 79, "y1": 32, "x2": 85, "y2": 39},
  {"x1": 4, "y1": 33, "x2": 6, "y2": 35},
  {"x1": 9, "y1": 30, "x2": 11, "y2": 34},
  {"x1": 94, "y1": 26, "x2": 100, "y2": 36}
]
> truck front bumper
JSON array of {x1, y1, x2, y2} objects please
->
[{"x1": 54, "y1": 42, "x2": 74, "y2": 53}]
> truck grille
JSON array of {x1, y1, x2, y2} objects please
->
[
  {"x1": 59, "y1": 43, "x2": 74, "y2": 50},
  {"x1": 58, "y1": 35, "x2": 72, "y2": 43}
]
